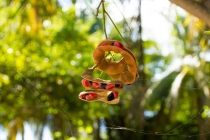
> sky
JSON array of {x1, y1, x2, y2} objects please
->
[
  {"x1": 0, "y1": 0, "x2": 183, "y2": 140},
  {"x1": 58, "y1": 0, "x2": 183, "y2": 56},
  {"x1": 107, "y1": 0, "x2": 177, "y2": 55},
  {"x1": 141, "y1": 0, "x2": 173, "y2": 55}
]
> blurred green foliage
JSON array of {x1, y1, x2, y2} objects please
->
[
  {"x1": 0, "y1": 0, "x2": 109, "y2": 139},
  {"x1": 1, "y1": 0, "x2": 210, "y2": 140},
  {"x1": 143, "y1": 13, "x2": 210, "y2": 139}
]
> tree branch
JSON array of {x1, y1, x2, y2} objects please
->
[{"x1": 169, "y1": 0, "x2": 210, "y2": 26}]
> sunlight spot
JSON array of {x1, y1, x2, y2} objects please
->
[
  {"x1": 44, "y1": 58, "x2": 49, "y2": 62},
  {"x1": 200, "y1": 51, "x2": 210, "y2": 62},
  {"x1": 1, "y1": 2, "x2": 6, "y2": 7},
  {"x1": 7, "y1": 48, "x2": 13, "y2": 54},
  {"x1": 43, "y1": 20, "x2": 51, "y2": 27},
  {"x1": 45, "y1": 102, "x2": 50, "y2": 106},
  {"x1": 57, "y1": 79, "x2": 63, "y2": 85},
  {"x1": 62, "y1": 6, "x2": 70, "y2": 12},
  {"x1": 126, "y1": 94, "x2": 132, "y2": 100},
  {"x1": 58, "y1": 0, "x2": 72, "y2": 12},
  {"x1": 146, "y1": 88, "x2": 152, "y2": 95},
  {"x1": 69, "y1": 137, "x2": 77, "y2": 140},
  {"x1": 78, "y1": 126, "x2": 84, "y2": 132},
  {"x1": 76, "y1": 53, "x2": 82, "y2": 59},
  {"x1": 58, "y1": 58, "x2": 62, "y2": 63},
  {"x1": 78, "y1": 120, "x2": 83, "y2": 125},
  {"x1": 183, "y1": 55, "x2": 200, "y2": 67},
  {"x1": 47, "y1": 69, "x2": 51, "y2": 74},
  {"x1": 46, "y1": 40, "x2": 51, "y2": 46},
  {"x1": 26, "y1": 57, "x2": 31, "y2": 62},
  {"x1": 16, "y1": 51, "x2": 21, "y2": 55},
  {"x1": 70, "y1": 60, "x2": 76, "y2": 66},
  {"x1": 53, "y1": 131, "x2": 62, "y2": 138},
  {"x1": 26, "y1": 3, "x2": 31, "y2": 8},
  {"x1": 17, "y1": 85, "x2": 22, "y2": 90},
  {"x1": 26, "y1": 26, "x2": 31, "y2": 32},
  {"x1": 86, "y1": 125, "x2": 93, "y2": 134},
  {"x1": 75, "y1": 2, "x2": 87, "y2": 16},
  {"x1": 2, "y1": 75, "x2": 9, "y2": 84},
  {"x1": 139, "y1": 64, "x2": 144, "y2": 71},
  {"x1": 35, "y1": 67, "x2": 41, "y2": 71},
  {"x1": 202, "y1": 106, "x2": 210, "y2": 118}
]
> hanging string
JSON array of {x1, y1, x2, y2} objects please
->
[
  {"x1": 112, "y1": 0, "x2": 133, "y2": 47},
  {"x1": 112, "y1": 0, "x2": 132, "y2": 36},
  {"x1": 94, "y1": 0, "x2": 119, "y2": 72},
  {"x1": 102, "y1": 1, "x2": 108, "y2": 39},
  {"x1": 96, "y1": 0, "x2": 130, "y2": 47}
]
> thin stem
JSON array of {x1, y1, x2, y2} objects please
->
[
  {"x1": 105, "y1": 11, "x2": 130, "y2": 47},
  {"x1": 92, "y1": 52, "x2": 111, "y2": 69},
  {"x1": 102, "y1": 1, "x2": 108, "y2": 39},
  {"x1": 96, "y1": 0, "x2": 130, "y2": 47},
  {"x1": 112, "y1": 0, "x2": 132, "y2": 36},
  {"x1": 95, "y1": 0, "x2": 103, "y2": 17}
]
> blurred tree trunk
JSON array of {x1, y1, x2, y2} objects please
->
[
  {"x1": 127, "y1": 0, "x2": 147, "y2": 135},
  {"x1": 93, "y1": 118, "x2": 101, "y2": 140},
  {"x1": 169, "y1": 0, "x2": 210, "y2": 26},
  {"x1": 197, "y1": 87, "x2": 210, "y2": 140}
]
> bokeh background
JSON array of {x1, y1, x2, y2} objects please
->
[{"x1": 1, "y1": 0, "x2": 210, "y2": 140}]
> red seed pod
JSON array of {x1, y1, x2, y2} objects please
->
[
  {"x1": 113, "y1": 41, "x2": 124, "y2": 49},
  {"x1": 81, "y1": 93, "x2": 97, "y2": 100},
  {"x1": 85, "y1": 94, "x2": 93, "y2": 100},
  {"x1": 107, "y1": 91, "x2": 119, "y2": 101},
  {"x1": 80, "y1": 94, "x2": 86, "y2": 100},
  {"x1": 81, "y1": 79, "x2": 91, "y2": 87},
  {"x1": 86, "y1": 93, "x2": 97, "y2": 100},
  {"x1": 93, "y1": 82, "x2": 101, "y2": 88},
  {"x1": 115, "y1": 84, "x2": 124, "y2": 88},
  {"x1": 100, "y1": 43, "x2": 108, "y2": 46},
  {"x1": 106, "y1": 83, "x2": 115, "y2": 90},
  {"x1": 112, "y1": 91, "x2": 118, "y2": 98}
]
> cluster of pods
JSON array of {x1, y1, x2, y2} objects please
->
[{"x1": 79, "y1": 40, "x2": 138, "y2": 104}]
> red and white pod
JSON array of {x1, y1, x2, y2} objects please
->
[
  {"x1": 93, "y1": 40, "x2": 139, "y2": 84},
  {"x1": 81, "y1": 78, "x2": 123, "y2": 90},
  {"x1": 78, "y1": 89, "x2": 119, "y2": 104}
]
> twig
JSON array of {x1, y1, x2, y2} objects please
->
[
  {"x1": 102, "y1": 1, "x2": 108, "y2": 39},
  {"x1": 96, "y1": 0, "x2": 130, "y2": 47},
  {"x1": 169, "y1": 0, "x2": 210, "y2": 26},
  {"x1": 95, "y1": 0, "x2": 104, "y2": 17}
]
